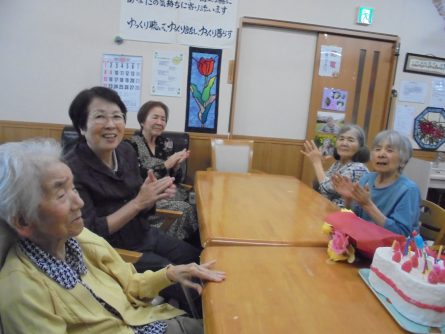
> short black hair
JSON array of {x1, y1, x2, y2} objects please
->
[{"x1": 68, "y1": 86, "x2": 127, "y2": 134}]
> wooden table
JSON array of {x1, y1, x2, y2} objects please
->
[
  {"x1": 195, "y1": 171, "x2": 338, "y2": 247},
  {"x1": 201, "y1": 246, "x2": 405, "y2": 334}
]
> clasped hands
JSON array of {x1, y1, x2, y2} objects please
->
[
  {"x1": 332, "y1": 173, "x2": 370, "y2": 207},
  {"x1": 164, "y1": 149, "x2": 190, "y2": 171},
  {"x1": 166, "y1": 260, "x2": 226, "y2": 295},
  {"x1": 133, "y1": 170, "x2": 176, "y2": 211}
]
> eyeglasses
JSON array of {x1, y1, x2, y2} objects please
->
[{"x1": 88, "y1": 112, "x2": 125, "y2": 125}]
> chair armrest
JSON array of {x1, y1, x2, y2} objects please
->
[
  {"x1": 156, "y1": 208, "x2": 183, "y2": 232},
  {"x1": 115, "y1": 248, "x2": 143, "y2": 264},
  {"x1": 115, "y1": 209, "x2": 182, "y2": 263},
  {"x1": 156, "y1": 208, "x2": 183, "y2": 218},
  {"x1": 179, "y1": 183, "x2": 193, "y2": 191}
]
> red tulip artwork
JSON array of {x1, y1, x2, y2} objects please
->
[
  {"x1": 197, "y1": 57, "x2": 214, "y2": 77},
  {"x1": 185, "y1": 47, "x2": 221, "y2": 133}
]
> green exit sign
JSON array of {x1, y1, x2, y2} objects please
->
[{"x1": 357, "y1": 7, "x2": 374, "y2": 25}]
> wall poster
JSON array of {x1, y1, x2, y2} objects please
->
[{"x1": 319, "y1": 45, "x2": 342, "y2": 77}]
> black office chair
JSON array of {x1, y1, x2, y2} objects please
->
[
  {"x1": 60, "y1": 125, "x2": 81, "y2": 156},
  {"x1": 132, "y1": 129, "x2": 190, "y2": 184}
]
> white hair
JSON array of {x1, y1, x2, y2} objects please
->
[{"x1": 0, "y1": 138, "x2": 62, "y2": 228}]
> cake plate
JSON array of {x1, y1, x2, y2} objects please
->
[{"x1": 359, "y1": 268, "x2": 445, "y2": 334}]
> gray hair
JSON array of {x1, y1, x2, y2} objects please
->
[
  {"x1": 372, "y1": 130, "x2": 412, "y2": 171},
  {"x1": 337, "y1": 124, "x2": 366, "y2": 147},
  {"x1": 333, "y1": 124, "x2": 369, "y2": 163},
  {"x1": 0, "y1": 138, "x2": 62, "y2": 228}
]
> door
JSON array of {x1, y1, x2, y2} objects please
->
[{"x1": 301, "y1": 33, "x2": 398, "y2": 185}]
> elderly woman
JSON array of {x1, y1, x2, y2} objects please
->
[
  {"x1": 64, "y1": 87, "x2": 201, "y2": 313},
  {"x1": 333, "y1": 130, "x2": 421, "y2": 236},
  {"x1": 0, "y1": 139, "x2": 225, "y2": 334},
  {"x1": 302, "y1": 124, "x2": 369, "y2": 208},
  {"x1": 129, "y1": 101, "x2": 198, "y2": 242}
]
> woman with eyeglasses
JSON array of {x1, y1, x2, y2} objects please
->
[{"x1": 64, "y1": 87, "x2": 201, "y2": 314}]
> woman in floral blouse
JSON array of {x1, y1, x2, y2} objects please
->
[
  {"x1": 129, "y1": 101, "x2": 198, "y2": 243},
  {"x1": 302, "y1": 124, "x2": 370, "y2": 208}
]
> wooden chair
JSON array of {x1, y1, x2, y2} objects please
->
[
  {"x1": 419, "y1": 199, "x2": 445, "y2": 245},
  {"x1": 210, "y1": 138, "x2": 255, "y2": 173}
]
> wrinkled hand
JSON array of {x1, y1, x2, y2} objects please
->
[
  {"x1": 164, "y1": 149, "x2": 191, "y2": 171},
  {"x1": 351, "y1": 182, "x2": 371, "y2": 207},
  {"x1": 133, "y1": 170, "x2": 176, "y2": 210},
  {"x1": 166, "y1": 260, "x2": 226, "y2": 295},
  {"x1": 332, "y1": 173, "x2": 354, "y2": 201},
  {"x1": 301, "y1": 140, "x2": 323, "y2": 164}
]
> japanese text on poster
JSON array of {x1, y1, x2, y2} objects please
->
[
  {"x1": 151, "y1": 51, "x2": 184, "y2": 97},
  {"x1": 101, "y1": 54, "x2": 142, "y2": 112},
  {"x1": 120, "y1": 0, "x2": 238, "y2": 48}
]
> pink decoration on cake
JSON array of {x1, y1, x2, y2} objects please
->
[
  {"x1": 392, "y1": 252, "x2": 402, "y2": 263},
  {"x1": 428, "y1": 270, "x2": 439, "y2": 284},
  {"x1": 401, "y1": 260, "x2": 413, "y2": 273}
]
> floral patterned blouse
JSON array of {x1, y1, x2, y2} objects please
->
[
  {"x1": 129, "y1": 133, "x2": 183, "y2": 182},
  {"x1": 318, "y1": 161, "x2": 369, "y2": 208}
]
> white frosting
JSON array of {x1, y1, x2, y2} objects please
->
[{"x1": 369, "y1": 247, "x2": 445, "y2": 327}]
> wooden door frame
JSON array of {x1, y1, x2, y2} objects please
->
[{"x1": 229, "y1": 16, "x2": 400, "y2": 141}]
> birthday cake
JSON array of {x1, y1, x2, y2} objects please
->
[{"x1": 368, "y1": 244, "x2": 445, "y2": 327}]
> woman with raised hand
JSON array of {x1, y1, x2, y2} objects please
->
[
  {"x1": 302, "y1": 124, "x2": 370, "y2": 208},
  {"x1": 0, "y1": 138, "x2": 225, "y2": 334},
  {"x1": 333, "y1": 130, "x2": 421, "y2": 236}
]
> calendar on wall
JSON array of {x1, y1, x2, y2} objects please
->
[{"x1": 101, "y1": 54, "x2": 143, "y2": 112}]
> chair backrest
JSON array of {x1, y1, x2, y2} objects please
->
[
  {"x1": 210, "y1": 139, "x2": 254, "y2": 173},
  {"x1": 419, "y1": 199, "x2": 445, "y2": 245},
  {"x1": 61, "y1": 125, "x2": 80, "y2": 156},
  {"x1": 403, "y1": 158, "x2": 432, "y2": 200}
]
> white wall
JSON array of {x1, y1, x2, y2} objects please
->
[{"x1": 0, "y1": 0, "x2": 444, "y2": 134}]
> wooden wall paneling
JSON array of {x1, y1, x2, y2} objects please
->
[
  {"x1": 0, "y1": 121, "x2": 63, "y2": 143},
  {"x1": 2, "y1": 121, "x2": 437, "y2": 185}
]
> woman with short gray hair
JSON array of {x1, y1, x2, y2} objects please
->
[
  {"x1": 0, "y1": 138, "x2": 225, "y2": 334},
  {"x1": 333, "y1": 130, "x2": 421, "y2": 236},
  {"x1": 302, "y1": 124, "x2": 370, "y2": 208}
]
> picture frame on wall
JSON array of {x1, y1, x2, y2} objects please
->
[
  {"x1": 185, "y1": 47, "x2": 222, "y2": 133},
  {"x1": 403, "y1": 53, "x2": 445, "y2": 78}
]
